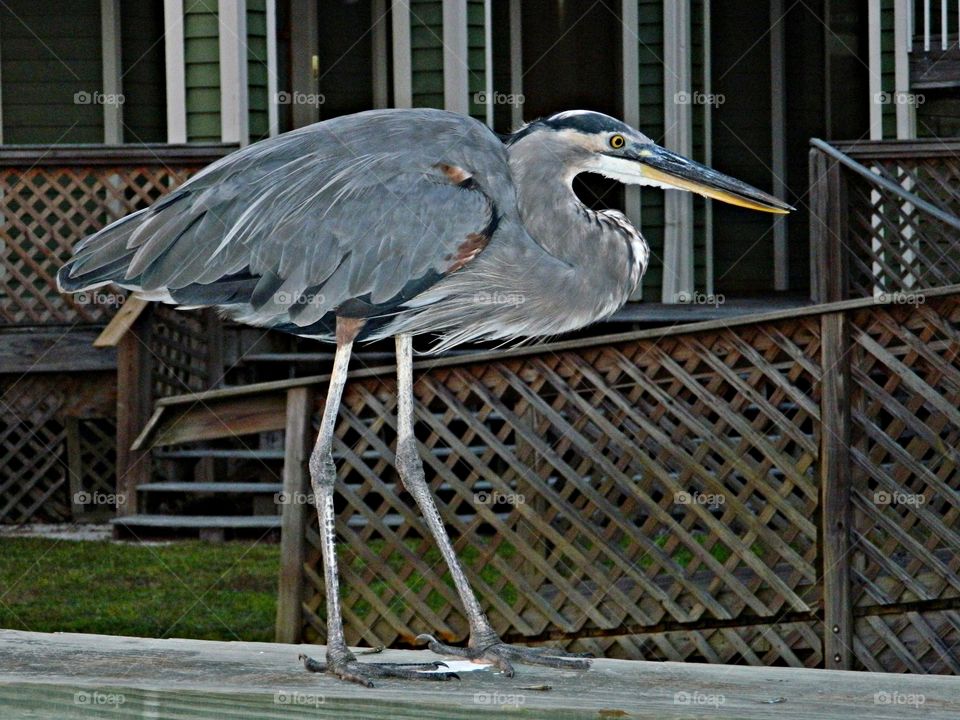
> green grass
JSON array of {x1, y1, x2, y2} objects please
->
[{"x1": 0, "y1": 538, "x2": 280, "y2": 641}]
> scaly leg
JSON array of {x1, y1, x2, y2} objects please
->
[
  {"x1": 299, "y1": 319, "x2": 459, "y2": 688},
  {"x1": 393, "y1": 333, "x2": 591, "y2": 677}
]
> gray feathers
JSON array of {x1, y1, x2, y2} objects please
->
[{"x1": 59, "y1": 108, "x2": 649, "y2": 352}]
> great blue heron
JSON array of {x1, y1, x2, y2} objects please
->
[{"x1": 59, "y1": 108, "x2": 790, "y2": 687}]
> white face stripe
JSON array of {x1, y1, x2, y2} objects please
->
[{"x1": 585, "y1": 154, "x2": 677, "y2": 189}]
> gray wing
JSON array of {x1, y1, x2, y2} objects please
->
[{"x1": 58, "y1": 109, "x2": 513, "y2": 329}]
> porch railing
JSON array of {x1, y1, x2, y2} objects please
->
[
  {"x1": 809, "y1": 138, "x2": 960, "y2": 303},
  {"x1": 0, "y1": 145, "x2": 231, "y2": 326}
]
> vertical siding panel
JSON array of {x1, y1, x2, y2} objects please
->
[
  {"x1": 247, "y1": 0, "x2": 269, "y2": 141},
  {"x1": 184, "y1": 0, "x2": 220, "y2": 142}
]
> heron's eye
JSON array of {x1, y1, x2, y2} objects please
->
[{"x1": 609, "y1": 134, "x2": 625, "y2": 149}]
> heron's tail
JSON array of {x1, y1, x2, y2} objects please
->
[{"x1": 57, "y1": 209, "x2": 150, "y2": 293}]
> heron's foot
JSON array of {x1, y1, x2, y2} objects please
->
[
  {"x1": 415, "y1": 633, "x2": 592, "y2": 677},
  {"x1": 299, "y1": 650, "x2": 460, "y2": 688}
]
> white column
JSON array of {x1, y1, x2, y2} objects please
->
[
  {"x1": 442, "y1": 0, "x2": 468, "y2": 114},
  {"x1": 868, "y1": 0, "x2": 884, "y2": 296},
  {"x1": 622, "y1": 0, "x2": 643, "y2": 300},
  {"x1": 266, "y1": 0, "x2": 279, "y2": 135},
  {"x1": 662, "y1": 0, "x2": 694, "y2": 304},
  {"x1": 219, "y1": 0, "x2": 249, "y2": 145},
  {"x1": 894, "y1": 0, "x2": 916, "y2": 138},
  {"x1": 391, "y1": 1, "x2": 412, "y2": 108},
  {"x1": 100, "y1": 0, "x2": 123, "y2": 143},
  {"x1": 164, "y1": 0, "x2": 187, "y2": 143}
]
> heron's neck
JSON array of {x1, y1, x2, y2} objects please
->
[
  {"x1": 508, "y1": 146, "x2": 590, "y2": 258},
  {"x1": 507, "y1": 137, "x2": 647, "y2": 297}
]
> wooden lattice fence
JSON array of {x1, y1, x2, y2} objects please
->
[
  {"x1": 264, "y1": 289, "x2": 960, "y2": 673},
  {"x1": 0, "y1": 146, "x2": 229, "y2": 523},
  {"x1": 0, "y1": 373, "x2": 116, "y2": 523},
  {"x1": 0, "y1": 147, "x2": 228, "y2": 326},
  {"x1": 810, "y1": 139, "x2": 960, "y2": 302}
]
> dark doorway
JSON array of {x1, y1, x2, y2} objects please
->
[{"x1": 519, "y1": 0, "x2": 625, "y2": 213}]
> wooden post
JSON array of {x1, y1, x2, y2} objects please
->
[
  {"x1": 115, "y1": 304, "x2": 154, "y2": 518},
  {"x1": 820, "y1": 309, "x2": 854, "y2": 670},
  {"x1": 65, "y1": 417, "x2": 86, "y2": 521},
  {"x1": 809, "y1": 147, "x2": 849, "y2": 304},
  {"x1": 275, "y1": 387, "x2": 314, "y2": 644}
]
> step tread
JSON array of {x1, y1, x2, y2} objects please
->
[
  {"x1": 136, "y1": 482, "x2": 283, "y2": 493},
  {"x1": 111, "y1": 514, "x2": 280, "y2": 529}
]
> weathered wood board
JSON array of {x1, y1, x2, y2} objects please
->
[{"x1": 1, "y1": 631, "x2": 958, "y2": 719}]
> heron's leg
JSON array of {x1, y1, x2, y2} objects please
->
[
  {"x1": 393, "y1": 333, "x2": 591, "y2": 676},
  {"x1": 299, "y1": 320, "x2": 459, "y2": 688}
]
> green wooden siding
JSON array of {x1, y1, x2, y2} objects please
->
[
  {"x1": 0, "y1": 0, "x2": 103, "y2": 143},
  {"x1": 247, "y1": 0, "x2": 269, "y2": 141},
  {"x1": 411, "y1": 0, "x2": 443, "y2": 109},
  {"x1": 637, "y1": 0, "x2": 665, "y2": 296},
  {"x1": 466, "y1": 0, "x2": 486, "y2": 122},
  {"x1": 120, "y1": 0, "x2": 166, "y2": 143},
  {"x1": 184, "y1": 0, "x2": 220, "y2": 142}
]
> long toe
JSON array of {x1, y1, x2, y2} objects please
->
[
  {"x1": 496, "y1": 644, "x2": 593, "y2": 670},
  {"x1": 417, "y1": 636, "x2": 592, "y2": 674},
  {"x1": 299, "y1": 653, "x2": 460, "y2": 688}
]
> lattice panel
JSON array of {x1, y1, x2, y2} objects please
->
[
  {"x1": 151, "y1": 306, "x2": 214, "y2": 398},
  {"x1": 849, "y1": 295, "x2": 960, "y2": 612},
  {"x1": 565, "y1": 620, "x2": 823, "y2": 667},
  {"x1": 69, "y1": 417, "x2": 118, "y2": 518},
  {"x1": 300, "y1": 313, "x2": 823, "y2": 658},
  {"x1": 0, "y1": 373, "x2": 115, "y2": 523},
  {"x1": 0, "y1": 164, "x2": 199, "y2": 325},
  {"x1": 845, "y1": 156, "x2": 960, "y2": 298},
  {"x1": 854, "y1": 610, "x2": 960, "y2": 674}
]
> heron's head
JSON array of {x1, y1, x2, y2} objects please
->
[{"x1": 507, "y1": 110, "x2": 791, "y2": 214}]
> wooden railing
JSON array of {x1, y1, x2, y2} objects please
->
[
  {"x1": 809, "y1": 138, "x2": 960, "y2": 303},
  {"x1": 138, "y1": 285, "x2": 960, "y2": 675}
]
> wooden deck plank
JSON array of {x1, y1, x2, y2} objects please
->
[{"x1": 1, "y1": 631, "x2": 958, "y2": 719}]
